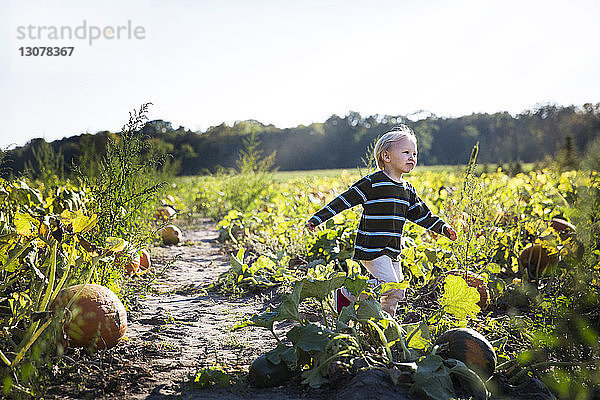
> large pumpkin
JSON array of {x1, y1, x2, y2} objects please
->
[
  {"x1": 247, "y1": 354, "x2": 292, "y2": 388},
  {"x1": 447, "y1": 271, "x2": 489, "y2": 310},
  {"x1": 51, "y1": 284, "x2": 127, "y2": 350},
  {"x1": 519, "y1": 244, "x2": 559, "y2": 280},
  {"x1": 434, "y1": 328, "x2": 497, "y2": 380},
  {"x1": 161, "y1": 225, "x2": 182, "y2": 245}
]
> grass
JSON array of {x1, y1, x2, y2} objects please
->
[
  {"x1": 272, "y1": 163, "x2": 537, "y2": 181},
  {"x1": 174, "y1": 163, "x2": 538, "y2": 185}
]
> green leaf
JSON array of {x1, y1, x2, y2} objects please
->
[
  {"x1": 191, "y1": 366, "x2": 230, "y2": 389},
  {"x1": 380, "y1": 281, "x2": 409, "y2": 294},
  {"x1": 337, "y1": 302, "x2": 357, "y2": 325},
  {"x1": 344, "y1": 274, "x2": 369, "y2": 298},
  {"x1": 440, "y1": 275, "x2": 480, "y2": 320},
  {"x1": 355, "y1": 297, "x2": 383, "y2": 320},
  {"x1": 231, "y1": 248, "x2": 246, "y2": 272},
  {"x1": 278, "y1": 280, "x2": 304, "y2": 322},
  {"x1": 484, "y1": 262, "x2": 501, "y2": 274},
  {"x1": 105, "y1": 237, "x2": 127, "y2": 252},
  {"x1": 266, "y1": 344, "x2": 298, "y2": 366},
  {"x1": 410, "y1": 354, "x2": 454, "y2": 400},
  {"x1": 59, "y1": 210, "x2": 77, "y2": 224},
  {"x1": 301, "y1": 366, "x2": 329, "y2": 388},
  {"x1": 71, "y1": 211, "x2": 98, "y2": 234},
  {"x1": 300, "y1": 274, "x2": 346, "y2": 301},
  {"x1": 287, "y1": 324, "x2": 330, "y2": 352},
  {"x1": 250, "y1": 255, "x2": 276, "y2": 274},
  {"x1": 234, "y1": 310, "x2": 279, "y2": 331},
  {"x1": 14, "y1": 213, "x2": 37, "y2": 237},
  {"x1": 404, "y1": 321, "x2": 431, "y2": 350}
]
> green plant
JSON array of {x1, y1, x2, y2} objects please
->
[{"x1": 76, "y1": 103, "x2": 170, "y2": 283}]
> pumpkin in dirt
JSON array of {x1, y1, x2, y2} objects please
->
[
  {"x1": 122, "y1": 251, "x2": 141, "y2": 274},
  {"x1": 434, "y1": 327, "x2": 497, "y2": 380},
  {"x1": 139, "y1": 249, "x2": 151, "y2": 271},
  {"x1": 447, "y1": 271, "x2": 489, "y2": 310},
  {"x1": 247, "y1": 354, "x2": 293, "y2": 388},
  {"x1": 51, "y1": 284, "x2": 127, "y2": 350},
  {"x1": 550, "y1": 218, "x2": 576, "y2": 237},
  {"x1": 154, "y1": 206, "x2": 176, "y2": 222},
  {"x1": 519, "y1": 244, "x2": 559, "y2": 280},
  {"x1": 161, "y1": 225, "x2": 182, "y2": 245}
]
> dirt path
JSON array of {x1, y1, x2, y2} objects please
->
[{"x1": 118, "y1": 220, "x2": 312, "y2": 400}]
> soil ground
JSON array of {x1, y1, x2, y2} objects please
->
[
  {"x1": 44, "y1": 220, "x2": 341, "y2": 399},
  {"x1": 41, "y1": 219, "x2": 556, "y2": 400}
]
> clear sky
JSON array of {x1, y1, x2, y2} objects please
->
[{"x1": 1, "y1": 0, "x2": 599, "y2": 149}]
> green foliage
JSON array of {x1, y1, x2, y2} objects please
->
[
  {"x1": 0, "y1": 178, "x2": 108, "y2": 398},
  {"x1": 188, "y1": 131, "x2": 276, "y2": 221},
  {"x1": 215, "y1": 248, "x2": 296, "y2": 295},
  {"x1": 581, "y1": 135, "x2": 600, "y2": 172},
  {"x1": 77, "y1": 104, "x2": 170, "y2": 283},
  {"x1": 0, "y1": 104, "x2": 178, "y2": 398},
  {"x1": 24, "y1": 139, "x2": 65, "y2": 184},
  {"x1": 410, "y1": 354, "x2": 454, "y2": 400},
  {"x1": 439, "y1": 275, "x2": 480, "y2": 320},
  {"x1": 4, "y1": 103, "x2": 600, "y2": 178},
  {"x1": 555, "y1": 135, "x2": 580, "y2": 171},
  {"x1": 189, "y1": 366, "x2": 231, "y2": 389},
  {"x1": 0, "y1": 147, "x2": 9, "y2": 177},
  {"x1": 179, "y1": 156, "x2": 600, "y2": 396}
]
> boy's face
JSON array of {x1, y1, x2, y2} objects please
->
[{"x1": 382, "y1": 136, "x2": 418, "y2": 174}]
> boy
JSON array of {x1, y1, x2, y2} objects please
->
[{"x1": 307, "y1": 125, "x2": 457, "y2": 317}]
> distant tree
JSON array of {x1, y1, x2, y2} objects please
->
[
  {"x1": 555, "y1": 135, "x2": 580, "y2": 171},
  {"x1": 24, "y1": 138, "x2": 65, "y2": 182},
  {"x1": 581, "y1": 136, "x2": 600, "y2": 172}
]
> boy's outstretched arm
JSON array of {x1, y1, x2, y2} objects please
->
[{"x1": 443, "y1": 225, "x2": 458, "y2": 241}]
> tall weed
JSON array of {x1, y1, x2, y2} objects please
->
[{"x1": 76, "y1": 103, "x2": 171, "y2": 283}]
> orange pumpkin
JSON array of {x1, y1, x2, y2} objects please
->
[
  {"x1": 434, "y1": 328, "x2": 497, "y2": 380},
  {"x1": 154, "y1": 206, "x2": 176, "y2": 223},
  {"x1": 519, "y1": 244, "x2": 559, "y2": 280},
  {"x1": 139, "y1": 249, "x2": 151, "y2": 271},
  {"x1": 114, "y1": 249, "x2": 141, "y2": 274},
  {"x1": 447, "y1": 271, "x2": 489, "y2": 310},
  {"x1": 124, "y1": 252, "x2": 141, "y2": 274},
  {"x1": 51, "y1": 284, "x2": 127, "y2": 350},
  {"x1": 161, "y1": 225, "x2": 182, "y2": 245}
]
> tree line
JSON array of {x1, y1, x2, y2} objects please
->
[{"x1": 2, "y1": 103, "x2": 600, "y2": 179}]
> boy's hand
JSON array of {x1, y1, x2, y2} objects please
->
[
  {"x1": 306, "y1": 220, "x2": 317, "y2": 232},
  {"x1": 444, "y1": 225, "x2": 458, "y2": 241}
]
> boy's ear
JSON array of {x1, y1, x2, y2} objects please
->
[{"x1": 382, "y1": 151, "x2": 390, "y2": 162}]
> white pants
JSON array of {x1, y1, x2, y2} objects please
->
[{"x1": 341, "y1": 255, "x2": 406, "y2": 317}]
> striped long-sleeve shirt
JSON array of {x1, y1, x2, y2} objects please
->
[{"x1": 308, "y1": 170, "x2": 449, "y2": 261}]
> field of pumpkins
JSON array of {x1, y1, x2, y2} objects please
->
[{"x1": 1, "y1": 165, "x2": 599, "y2": 399}]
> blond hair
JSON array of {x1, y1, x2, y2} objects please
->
[{"x1": 373, "y1": 125, "x2": 417, "y2": 169}]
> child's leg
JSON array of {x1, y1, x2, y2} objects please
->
[{"x1": 361, "y1": 255, "x2": 405, "y2": 317}]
